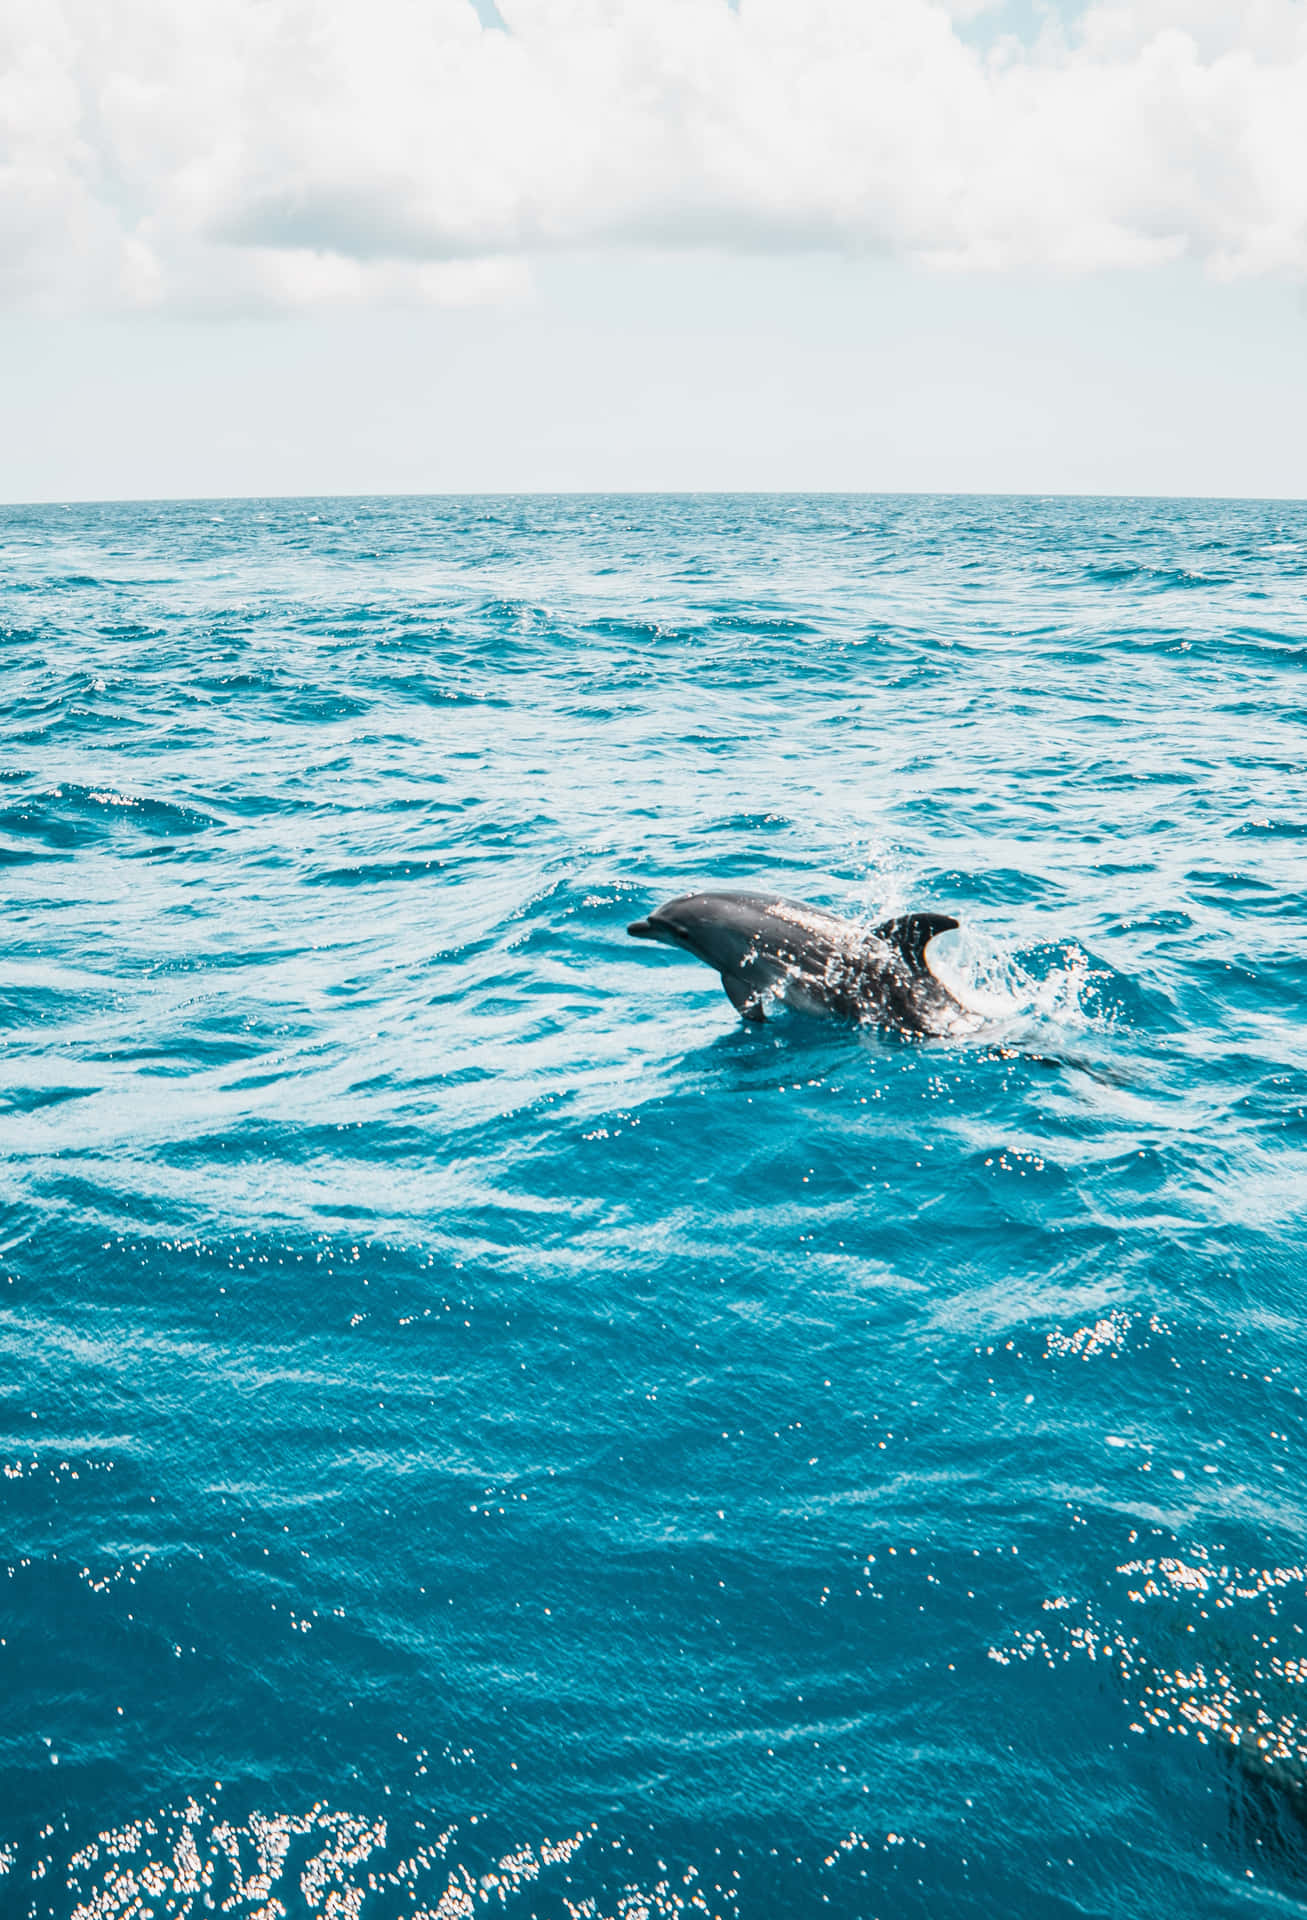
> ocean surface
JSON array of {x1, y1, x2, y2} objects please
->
[{"x1": 1, "y1": 492, "x2": 1305, "y2": 1920}]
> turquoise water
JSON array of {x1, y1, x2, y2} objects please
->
[{"x1": 1, "y1": 493, "x2": 1305, "y2": 1919}]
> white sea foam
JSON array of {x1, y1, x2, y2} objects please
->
[{"x1": 928, "y1": 929, "x2": 1100, "y2": 1041}]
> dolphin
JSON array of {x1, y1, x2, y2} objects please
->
[{"x1": 627, "y1": 890, "x2": 965, "y2": 1035}]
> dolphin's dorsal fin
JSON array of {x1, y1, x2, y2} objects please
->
[
  {"x1": 721, "y1": 972, "x2": 767, "y2": 1021},
  {"x1": 871, "y1": 912, "x2": 959, "y2": 972}
]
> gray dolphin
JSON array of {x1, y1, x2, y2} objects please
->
[{"x1": 627, "y1": 890, "x2": 965, "y2": 1034}]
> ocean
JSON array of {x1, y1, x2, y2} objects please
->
[{"x1": 1, "y1": 492, "x2": 1305, "y2": 1919}]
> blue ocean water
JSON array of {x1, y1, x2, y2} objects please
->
[{"x1": 1, "y1": 492, "x2": 1305, "y2": 1920}]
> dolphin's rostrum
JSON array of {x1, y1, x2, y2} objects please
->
[{"x1": 628, "y1": 890, "x2": 964, "y2": 1035}]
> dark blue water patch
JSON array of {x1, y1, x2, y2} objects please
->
[
  {"x1": 193, "y1": 668, "x2": 278, "y2": 693},
  {"x1": 1228, "y1": 627, "x2": 1307, "y2": 656},
  {"x1": 22, "y1": 572, "x2": 106, "y2": 590},
  {"x1": 0, "y1": 785, "x2": 218, "y2": 851},
  {"x1": 935, "y1": 867, "x2": 1070, "y2": 910},
  {"x1": 81, "y1": 1031, "x2": 282, "y2": 1073},
  {"x1": 304, "y1": 856, "x2": 448, "y2": 888},
  {"x1": 0, "y1": 979, "x2": 116, "y2": 1031},
  {"x1": 1185, "y1": 957, "x2": 1307, "y2": 1030},
  {"x1": 280, "y1": 686, "x2": 375, "y2": 723},
  {"x1": 0, "y1": 1085, "x2": 97, "y2": 1126},
  {"x1": 377, "y1": 672, "x2": 513, "y2": 709},
  {"x1": 1183, "y1": 869, "x2": 1296, "y2": 922},
  {"x1": 1230, "y1": 817, "x2": 1307, "y2": 840}
]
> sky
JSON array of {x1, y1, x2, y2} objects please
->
[{"x1": 2, "y1": 0, "x2": 1306, "y2": 501}]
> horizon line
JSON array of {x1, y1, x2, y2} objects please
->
[{"x1": 4, "y1": 485, "x2": 1306, "y2": 511}]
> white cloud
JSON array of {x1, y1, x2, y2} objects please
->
[{"x1": 3, "y1": 0, "x2": 1306, "y2": 310}]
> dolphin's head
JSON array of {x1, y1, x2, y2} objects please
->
[
  {"x1": 627, "y1": 896, "x2": 700, "y2": 952},
  {"x1": 627, "y1": 891, "x2": 776, "y2": 971}
]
